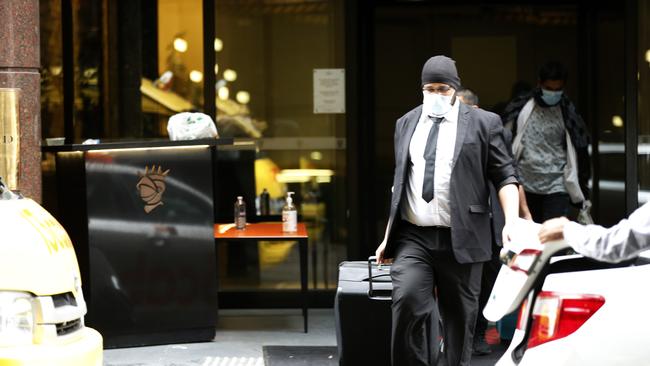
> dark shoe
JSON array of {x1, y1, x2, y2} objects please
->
[{"x1": 472, "y1": 335, "x2": 492, "y2": 356}]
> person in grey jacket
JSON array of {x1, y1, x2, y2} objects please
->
[
  {"x1": 538, "y1": 201, "x2": 650, "y2": 263},
  {"x1": 502, "y1": 61, "x2": 590, "y2": 223}
]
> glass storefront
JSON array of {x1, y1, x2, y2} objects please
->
[
  {"x1": 40, "y1": 0, "x2": 64, "y2": 140},
  {"x1": 639, "y1": 1, "x2": 650, "y2": 206},
  {"x1": 154, "y1": 0, "x2": 204, "y2": 133},
  {"x1": 38, "y1": 0, "x2": 650, "y2": 303},
  {"x1": 593, "y1": 5, "x2": 626, "y2": 226},
  {"x1": 371, "y1": 3, "x2": 586, "y2": 241},
  {"x1": 40, "y1": 0, "x2": 347, "y2": 299},
  {"x1": 213, "y1": 0, "x2": 347, "y2": 291}
]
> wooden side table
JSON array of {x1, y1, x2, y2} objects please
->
[{"x1": 214, "y1": 222, "x2": 309, "y2": 332}]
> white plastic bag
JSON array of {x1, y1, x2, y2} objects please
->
[{"x1": 167, "y1": 112, "x2": 219, "y2": 141}]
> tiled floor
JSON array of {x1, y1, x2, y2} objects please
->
[
  {"x1": 103, "y1": 308, "x2": 507, "y2": 366},
  {"x1": 103, "y1": 309, "x2": 336, "y2": 366}
]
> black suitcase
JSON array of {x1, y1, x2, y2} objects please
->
[{"x1": 335, "y1": 257, "x2": 393, "y2": 366}]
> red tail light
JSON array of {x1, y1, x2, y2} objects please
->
[
  {"x1": 527, "y1": 291, "x2": 605, "y2": 349},
  {"x1": 516, "y1": 298, "x2": 530, "y2": 330}
]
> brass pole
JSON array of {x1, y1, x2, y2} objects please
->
[{"x1": 0, "y1": 89, "x2": 20, "y2": 190}]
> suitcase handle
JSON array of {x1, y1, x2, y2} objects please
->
[{"x1": 367, "y1": 256, "x2": 391, "y2": 301}]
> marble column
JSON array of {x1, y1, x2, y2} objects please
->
[{"x1": 0, "y1": 0, "x2": 41, "y2": 200}]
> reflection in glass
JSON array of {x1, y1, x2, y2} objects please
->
[
  {"x1": 72, "y1": 0, "x2": 103, "y2": 140},
  {"x1": 236, "y1": 91, "x2": 250, "y2": 105},
  {"x1": 214, "y1": 38, "x2": 223, "y2": 52},
  {"x1": 153, "y1": 0, "x2": 205, "y2": 124},
  {"x1": 39, "y1": 0, "x2": 349, "y2": 293},
  {"x1": 593, "y1": 7, "x2": 625, "y2": 226},
  {"x1": 40, "y1": 0, "x2": 64, "y2": 140},
  {"x1": 215, "y1": 0, "x2": 347, "y2": 291},
  {"x1": 173, "y1": 37, "x2": 189, "y2": 53},
  {"x1": 638, "y1": 2, "x2": 650, "y2": 206}
]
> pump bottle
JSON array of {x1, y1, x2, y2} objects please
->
[
  {"x1": 234, "y1": 196, "x2": 246, "y2": 230},
  {"x1": 282, "y1": 192, "x2": 297, "y2": 233},
  {"x1": 260, "y1": 188, "x2": 270, "y2": 216}
]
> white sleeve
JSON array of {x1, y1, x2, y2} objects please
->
[{"x1": 563, "y1": 202, "x2": 650, "y2": 263}]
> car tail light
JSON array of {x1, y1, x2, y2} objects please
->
[
  {"x1": 527, "y1": 291, "x2": 605, "y2": 349},
  {"x1": 516, "y1": 298, "x2": 530, "y2": 330},
  {"x1": 502, "y1": 249, "x2": 541, "y2": 273}
]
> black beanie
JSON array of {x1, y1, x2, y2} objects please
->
[{"x1": 421, "y1": 55, "x2": 461, "y2": 89}]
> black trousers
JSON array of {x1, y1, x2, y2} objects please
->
[
  {"x1": 390, "y1": 222, "x2": 483, "y2": 366},
  {"x1": 525, "y1": 191, "x2": 571, "y2": 223},
  {"x1": 474, "y1": 242, "x2": 501, "y2": 339}
]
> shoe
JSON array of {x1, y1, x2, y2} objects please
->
[{"x1": 472, "y1": 334, "x2": 492, "y2": 356}]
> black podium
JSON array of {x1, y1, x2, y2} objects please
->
[{"x1": 42, "y1": 139, "x2": 254, "y2": 348}]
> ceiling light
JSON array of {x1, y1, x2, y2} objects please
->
[
  {"x1": 236, "y1": 91, "x2": 250, "y2": 104},
  {"x1": 173, "y1": 37, "x2": 188, "y2": 53},
  {"x1": 189, "y1": 70, "x2": 203, "y2": 83},
  {"x1": 49, "y1": 66, "x2": 62, "y2": 76},
  {"x1": 612, "y1": 115, "x2": 623, "y2": 128},
  {"x1": 310, "y1": 151, "x2": 323, "y2": 161},
  {"x1": 275, "y1": 169, "x2": 335, "y2": 184},
  {"x1": 218, "y1": 86, "x2": 230, "y2": 100},
  {"x1": 223, "y1": 69, "x2": 237, "y2": 82},
  {"x1": 214, "y1": 38, "x2": 223, "y2": 52}
]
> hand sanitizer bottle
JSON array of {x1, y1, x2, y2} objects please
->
[
  {"x1": 260, "y1": 188, "x2": 270, "y2": 216},
  {"x1": 282, "y1": 192, "x2": 297, "y2": 233},
  {"x1": 234, "y1": 196, "x2": 246, "y2": 230}
]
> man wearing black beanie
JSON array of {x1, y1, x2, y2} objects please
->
[
  {"x1": 375, "y1": 55, "x2": 520, "y2": 366},
  {"x1": 421, "y1": 55, "x2": 462, "y2": 90}
]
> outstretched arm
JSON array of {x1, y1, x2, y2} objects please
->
[{"x1": 539, "y1": 202, "x2": 650, "y2": 263}]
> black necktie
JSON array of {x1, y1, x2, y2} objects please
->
[{"x1": 422, "y1": 116, "x2": 443, "y2": 203}]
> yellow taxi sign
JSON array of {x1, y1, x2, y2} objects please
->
[
  {"x1": 18, "y1": 207, "x2": 73, "y2": 255},
  {"x1": 0, "y1": 198, "x2": 81, "y2": 297}
]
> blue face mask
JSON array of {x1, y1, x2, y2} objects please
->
[
  {"x1": 423, "y1": 91, "x2": 453, "y2": 117},
  {"x1": 541, "y1": 89, "x2": 563, "y2": 106}
]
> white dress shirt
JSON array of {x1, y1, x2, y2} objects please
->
[
  {"x1": 400, "y1": 99, "x2": 459, "y2": 227},
  {"x1": 563, "y1": 201, "x2": 650, "y2": 263}
]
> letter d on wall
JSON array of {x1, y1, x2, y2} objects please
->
[{"x1": 0, "y1": 89, "x2": 19, "y2": 190}]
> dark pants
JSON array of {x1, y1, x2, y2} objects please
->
[
  {"x1": 474, "y1": 243, "x2": 501, "y2": 339},
  {"x1": 525, "y1": 191, "x2": 571, "y2": 223},
  {"x1": 473, "y1": 183, "x2": 504, "y2": 341},
  {"x1": 390, "y1": 222, "x2": 483, "y2": 366}
]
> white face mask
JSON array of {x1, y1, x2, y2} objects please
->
[{"x1": 423, "y1": 92, "x2": 453, "y2": 117}]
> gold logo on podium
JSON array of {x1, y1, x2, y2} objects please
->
[{"x1": 136, "y1": 165, "x2": 170, "y2": 213}]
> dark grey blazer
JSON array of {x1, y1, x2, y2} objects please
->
[
  {"x1": 384, "y1": 103, "x2": 518, "y2": 264},
  {"x1": 489, "y1": 128, "x2": 514, "y2": 248}
]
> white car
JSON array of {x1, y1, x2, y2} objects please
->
[{"x1": 483, "y1": 225, "x2": 650, "y2": 366}]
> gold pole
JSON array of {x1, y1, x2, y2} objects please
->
[{"x1": 0, "y1": 88, "x2": 20, "y2": 190}]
